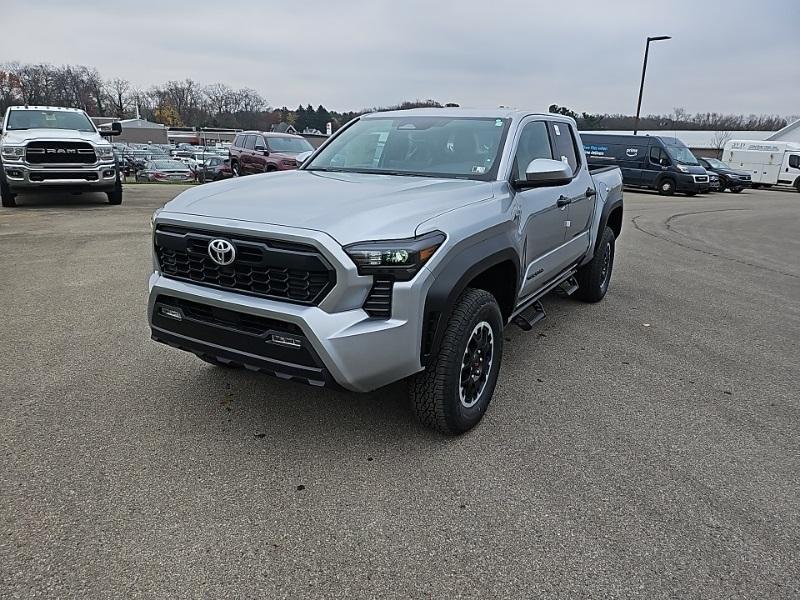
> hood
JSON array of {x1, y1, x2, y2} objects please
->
[
  {"x1": 684, "y1": 165, "x2": 707, "y2": 175},
  {"x1": 709, "y1": 166, "x2": 749, "y2": 177},
  {"x1": 2, "y1": 128, "x2": 108, "y2": 146},
  {"x1": 161, "y1": 169, "x2": 494, "y2": 245}
]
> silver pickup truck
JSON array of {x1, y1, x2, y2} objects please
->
[
  {"x1": 0, "y1": 106, "x2": 122, "y2": 207},
  {"x1": 148, "y1": 108, "x2": 623, "y2": 434}
]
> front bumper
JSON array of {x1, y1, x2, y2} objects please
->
[
  {"x1": 725, "y1": 176, "x2": 752, "y2": 189},
  {"x1": 675, "y1": 173, "x2": 709, "y2": 193},
  {"x1": 3, "y1": 161, "x2": 117, "y2": 191},
  {"x1": 147, "y1": 215, "x2": 433, "y2": 392}
]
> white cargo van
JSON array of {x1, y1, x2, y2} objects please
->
[{"x1": 722, "y1": 140, "x2": 800, "y2": 191}]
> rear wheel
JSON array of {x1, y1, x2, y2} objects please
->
[
  {"x1": 409, "y1": 288, "x2": 504, "y2": 435},
  {"x1": 658, "y1": 178, "x2": 675, "y2": 196},
  {"x1": 574, "y1": 226, "x2": 615, "y2": 303}
]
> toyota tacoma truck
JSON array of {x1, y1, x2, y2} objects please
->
[
  {"x1": 148, "y1": 108, "x2": 623, "y2": 434},
  {"x1": 0, "y1": 105, "x2": 122, "y2": 207}
]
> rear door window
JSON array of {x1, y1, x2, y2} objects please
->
[
  {"x1": 548, "y1": 122, "x2": 579, "y2": 174},
  {"x1": 244, "y1": 135, "x2": 256, "y2": 150}
]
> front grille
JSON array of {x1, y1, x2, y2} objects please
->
[
  {"x1": 25, "y1": 141, "x2": 96, "y2": 164},
  {"x1": 695, "y1": 175, "x2": 708, "y2": 182},
  {"x1": 363, "y1": 277, "x2": 393, "y2": 318},
  {"x1": 155, "y1": 226, "x2": 335, "y2": 305},
  {"x1": 29, "y1": 171, "x2": 98, "y2": 181}
]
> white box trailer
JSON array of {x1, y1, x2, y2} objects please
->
[{"x1": 722, "y1": 140, "x2": 800, "y2": 191}]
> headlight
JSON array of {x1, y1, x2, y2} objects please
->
[
  {"x1": 96, "y1": 146, "x2": 114, "y2": 159},
  {"x1": 677, "y1": 165, "x2": 689, "y2": 173},
  {"x1": 344, "y1": 231, "x2": 445, "y2": 281},
  {"x1": 1, "y1": 145, "x2": 24, "y2": 159}
]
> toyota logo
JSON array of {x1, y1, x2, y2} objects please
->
[{"x1": 208, "y1": 239, "x2": 236, "y2": 266}]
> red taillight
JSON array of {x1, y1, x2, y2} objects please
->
[{"x1": 153, "y1": 172, "x2": 166, "y2": 179}]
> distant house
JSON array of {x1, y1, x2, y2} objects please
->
[
  {"x1": 271, "y1": 122, "x2": 297, "y2": 134},
  {"x1": 302, "y1": 127, "x2": 324, "y2": 135}
]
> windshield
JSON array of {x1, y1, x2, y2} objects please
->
[
  {"x1": 704, "y1": 158, "x2": 730, "y2": 169},
  {"x1": 268, "y1": 136, "x2": 314, "y2": 153},
  {"x1": 664, "y1": 144, "x2": 700, "y2": 166},
  {"x1": 150, "y1": 160, "x2": 187, "y2": 170},
  {"x1": 6, "y1": 109, "x2": 95, "y2": 132},
  {"x1": 305, "y1": 116, "x2": 509, "y2": 179}
]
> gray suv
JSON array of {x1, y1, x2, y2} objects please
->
[{"x1": 148, "y1": 108, "x2": 623, "y2": 434}]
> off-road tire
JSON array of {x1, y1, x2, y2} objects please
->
[
  {"x1": 574, "y1": 226, "x2": 615, "y2": 303},
  {"x1": 1, "y1": 174, "x2": 16, "y2": 207},
  {"x1": 658, "y1": 178, "x2": 675, "y2": 196},
  {"x1": 107, "y1": 176, "x2": 123, "y2": 205},
  {"x1": 409, "y1": 288, "x2": 504, "y2": 435}
]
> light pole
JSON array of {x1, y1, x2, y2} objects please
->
[{"x1": 634, "y1": 35, "x2": 671, "y2": 134}]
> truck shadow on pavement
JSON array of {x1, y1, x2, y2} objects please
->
[{"x1": 7, "y1": 192, "x2": 113, "y2": 208}]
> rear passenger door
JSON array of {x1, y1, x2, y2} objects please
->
[
  {"x1": 548, "y1": 122, "x2": 594, "y2": 263},
  {"x1": 511, "y1": 119, "x2": 569, "y2": 298}
]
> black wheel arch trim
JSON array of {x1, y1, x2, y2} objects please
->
[
  {"x1": 421, "y1": 227, "x2": 520, "y2": 366},
  {"x1": 597, "y1": 197, "x2": 624, "y2": 249}
]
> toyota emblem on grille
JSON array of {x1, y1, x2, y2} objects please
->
[{"x1": 208, "y1": 239, "x2": 236, "y2": 266}]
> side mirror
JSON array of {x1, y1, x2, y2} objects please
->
[
  {"x1": 100, "y1": 122, "x2": 123, "y2": 137},
  {"x1": 296, "y1": 150, "x2": 312, "y2": 165},
  {"x1": 254, "y1": 144, "x2": 268, "y2": 155},
  {"x1": 518, "y1": 158, "x2": 573, "y2": 188}
]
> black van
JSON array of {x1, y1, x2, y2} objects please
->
[{"x1": 580, "y1": 133, "x2": 709, "y2": 196}]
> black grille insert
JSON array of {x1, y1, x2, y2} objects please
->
[
  {"x1": 363, "y1": 277, "x2": 393, "y2": 318},
  {"x1": 26, "y1": 141, "x2": 96, "y2": 164},
  {"x1": 155, "y1": 226, "x2": 335, "y2": 305}
]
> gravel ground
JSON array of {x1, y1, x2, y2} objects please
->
[{"x1": 1, "y1": 184, "x2": 798, "y2": 599}]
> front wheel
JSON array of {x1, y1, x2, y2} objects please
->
[
  {"x1": 574, "y1": 226, "x2": 615, "y2": 303},
  {"x1": 107, "y1": 177, "x2": 123, "y2": 205},
  {"x1": 658, "y1": 178, "x2": 675, "y2": 196},
  {"x1": 231, "y1": 161, "x2": 241, "y2": 177},
  {"x1": 732, "y1": 187, "x2": 743, "y2": 194},
  {"x1": 409, "y1": 288, "x2": 504, "y2": 435},
  {"x1": 1, "y1": 174, "x2": 17, "y2": 207}
]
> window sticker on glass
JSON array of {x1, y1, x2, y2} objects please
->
[
  {"x1": 554, "y1": 124, "x2": 561, "y2": 136},
  {"x1": 472, "y1": 165, "x2": 486, "y2": 174},
  {"x1": 495, "y1": 119, "x2": 503, "y2": 127},
  {"x1": 45, "y1": 113, "x2": 57, "y2": 121}
]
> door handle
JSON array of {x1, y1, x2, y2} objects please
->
[
  {"x1": 585, "y1": 187, "x2": 597, "y2": 197},
  {"x1": 556, "y1": 195, "x2": 571, "y2": 208}
]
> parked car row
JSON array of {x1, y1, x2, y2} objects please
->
[{"x1": 581, "y1": 133, "x2": 753, "y2": 196}]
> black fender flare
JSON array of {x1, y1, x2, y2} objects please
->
[
  {"x1": 596, "y1": 197, "x2": 624, "y2": 249},
  {"x1": 420, "y1": 230, "x2": 520, "y2": 365}
]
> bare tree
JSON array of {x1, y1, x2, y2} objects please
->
[
  {"x1": 711, "y1": 130, "x2": 731, "y2": 151},
  {"x1": 107, "y1": 78, "x2": 131, "y2": 118}
]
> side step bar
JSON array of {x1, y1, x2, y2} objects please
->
[
  {"x1": 512, "y1": 300, "x2": 545, "y2": 331},
  {"x1": 556, "y1": 276, "x2": 579, "y2": 297}
]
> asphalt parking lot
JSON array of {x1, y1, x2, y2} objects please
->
[{"x1": 1, "y1": 184, "x2": 798, "y2": 599}]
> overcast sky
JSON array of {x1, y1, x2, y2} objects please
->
[{"x1": 3, "y1": 0, "x2": 798, "y2": 116}]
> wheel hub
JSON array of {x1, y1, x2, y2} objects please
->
[{"x1": 460, "y1": 321, "x2": 494, "y2": 408}]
